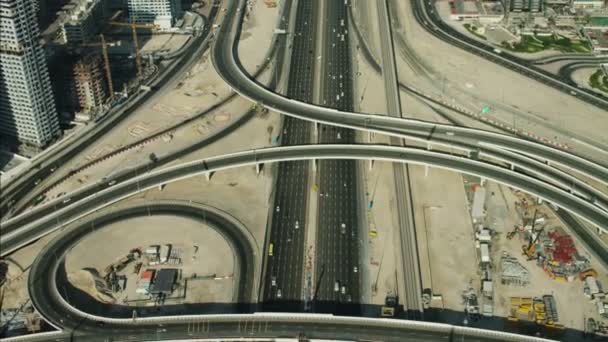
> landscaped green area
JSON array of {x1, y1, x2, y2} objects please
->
[
  {"x1": 589, "y1": 69, "x2": 608, "y2": 93},
  {"x1": 463, "y1": 23, "x2": 487, "y2": 40},
  {"x1": 501, "y1": 34, "x2": 591, "y2": 53}
]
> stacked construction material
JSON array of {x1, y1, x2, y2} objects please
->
[
  {"x1": 500, "y1": 253, "x2": 529, "y2": 286},
  {"x1": 548, "y1": 232, "x2": 576, "y2": 264},
  {"x1": 543, "y1": 295, "x2": 559, "y2": 324},
  {"x1": 542, "y1": 231, "x2": 589, "y2": 281},
  {"x1": 508, "y1": 297, "x2": 533, "y2": 321},
  {"x1": 136, "y1": 269, "x2": 155, "y2": 294}
]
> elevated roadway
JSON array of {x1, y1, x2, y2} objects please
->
[
  {"x1": 28, "y1": 200, "x2": 258, "y2": 325},
  {"x1": 0, "y1": 6, "x2": 220, "y2": 220},
  {"x1": 10, "y1": 145, "x2": 582, "y2": 341},
  {"x1": 2, "y1": 144, "x2": 607, "y2": 257},
  {"x1": 376, "y1": 0, "x2": 423, "y2": 318},
  {"x1": 210, "y1": 0, "x2": 608, "y2": 201}
]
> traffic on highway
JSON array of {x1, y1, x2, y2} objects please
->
[{"x1": 2, "y1": 0, "x2": 608, "y2": 341}]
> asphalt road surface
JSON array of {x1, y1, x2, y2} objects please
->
[
  {"x1": 378, "y1": 0, "x2": 423, "y2": 318},
  {"x1": 262, "y1": 0, "x2": 315, "y2": 305},
  {"x1": 314, "y1": 0, "x2": 361, "y2": 307}
]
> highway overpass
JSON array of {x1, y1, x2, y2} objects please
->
[{"x1": 2, "y1": 144, "x2": 607, "y2": 258}]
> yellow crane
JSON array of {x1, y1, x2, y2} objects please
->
[
  {"x1": 79, "y1": 34, "x2": 119, "y2": 102},
  {"x1": 109, "y1": 17, "x2": 159, "y2": 79}
]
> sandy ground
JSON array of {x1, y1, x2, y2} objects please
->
[
  {"x1": 238, "y1": 0, "x2": 280, "y2": 75},
  {"x1": 1, "y1": 230, "x2": 64, "y2": 309},
  {"x1": 350, "y1": 3, "x2": 400, "y2": 305},
  {"x1": 410, "y1": 167, "x2": 478, "y2": 310},
  {"x1": 140, "y1": 34, "x2": 190, "y2": 54},
  {"x1": 484, "y1": 181, "x2": 608, "y2": 331},
  {"x1": 387, "y1": 0, "x2": 608, "y2": 160},
  {"x1": 65, "y1": 215, "x2": 236, "y2": 304},
  {"x1": 26, "y1": 0, "x2": 279, "y2": 209}
]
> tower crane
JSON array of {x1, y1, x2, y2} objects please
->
[
  {"x1": 109, "y1": 17, "x2": 159, "y2": 79},
  {"x1": 78, "y1": 34, "x2": 120, "y2": 102}
]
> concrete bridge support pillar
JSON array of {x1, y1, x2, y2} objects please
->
[
  {"x1": 256, "y1": 163, "x2": 263, "y2": 175},
  {"x1": 425, "y1": 165, "x2": 429, "y2": 177},
  {"x1": 205, "y1": 172, "x2": 213, "y2": 181},
  {"x1": 314, "y1": 122, "x2": 319, "y2": 136},
  {"x1": 427, "y1": 143, "x2": 432, "y2": 151},
  {"x1": 537, "y1": 197, "x2": 544, "y2": 205},
  {"x1": 369, "y1": 159, "x2": 374, "y2": 171},
  {"x1": 312, "y1": 159, "x2": 317, "y2": 172},
  {"x1": 480, "y1": 177, "x2": 486, "y2": 186}
]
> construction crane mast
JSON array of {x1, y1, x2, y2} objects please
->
[
  {"x1": 99, "y1": 34, "x2": 114, "y2": 101},
  {"x1": 79, "y1": 34, "x2": 118, "y2": 102},
  {"x1": 109, "y1": 17, "x2": 159, "y2": 79},
  {"x1": 523, "y1": 209, "x2": 543, "y2": 260}
]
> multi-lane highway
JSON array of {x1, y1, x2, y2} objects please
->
[
  {"x1": 10, "y1": 144, "x2": 605, "y2": 341},
  {"x1": 3, "y1": 0, "x2": 608, "y2": 340},
  {"x1": 314, "y1": 0, "x2": 361, "y2": 307},
  {"x1": 262, "y1": 0, "x2": 313, "y2": 305},
  {"x1": 210, "y1": 0, "x2": 608, "y2": 196}
]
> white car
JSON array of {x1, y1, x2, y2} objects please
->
[
  {"x1": 277, "y1": 289, "x2": 282, "y2": 298},
  {"x1": 295, "y1": 220, "x2": 299, "y2": 229},
  {"x1": 334, "y1": 281, "x2": 340, "y2": 292},
  {"x1": 276, "y1": 206, "x2": 280, "y2": 212},
  {"x1": 271, "y1": 276, "x2": 277, "y2": 287},
  {"x1": 353, "y1": 266, "x2": 358, "y2": 273},
  {"x1": 341, "y1": 286, "x2": 346, "y2": 295}
]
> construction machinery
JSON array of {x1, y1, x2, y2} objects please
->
[
  {"x1": 78, "y1": 34, "x2": 119, "y2": 101},
  {"x1": 522, "y1": 209, "x2": 544, "y2": 260},
  {"x1": 110, "y1": 17, "x2": 159, "y2": 79},
  {"x1": 579, "y1": 269, "x2": 598, "y2": 281}
]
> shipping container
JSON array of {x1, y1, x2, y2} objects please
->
[{"x1": 480, "y1": 243, "x2": 490, "y2": 263}]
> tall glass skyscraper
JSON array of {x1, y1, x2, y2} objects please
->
[{"x1": 1, "y1": 0, "x2": 60, "y2": 149}]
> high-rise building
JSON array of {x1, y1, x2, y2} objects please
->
[
  {"x1": 0, "y1": 0, "x2": 60, "y2": 149},
  {"x1": 127, "y1": 0, "x2": 182, "y2": 29},
  {"x1": 73, "y1": 53, "x2": 108, "y2": 113},
  {"x1": 61, "y1": 0, "x2": 106, "y2": 45}
]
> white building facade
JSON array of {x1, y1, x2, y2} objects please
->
[
  {"x1": 127, "y1": 0, "x2": 182, "y2": 30},
  {"x1": 1, "y1": 0, "x2": 60, "y2": 148}
]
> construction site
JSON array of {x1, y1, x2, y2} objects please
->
[
  {"x1": 457, "y1": 176, "x2": 608, "y2": 337},
  {"x1": 43, "y1": 0, "x2": 204, "y2": 123},
  {"x1": 64, "y1": 215, "x2": 237, "y2": 310}
]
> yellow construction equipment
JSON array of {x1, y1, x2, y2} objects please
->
[
  {"x1": 533, "y1": 298, "x2": 546, "y2": 324},
  {"x1": 522, "y1": 210, "x2": 544, "y2": 260},
  {"x1": 79, "y1": 34, "x2": 118, "y2": 101},
  {"x1": 110, "y1": 17, "x2": 159, "y2": 79},
  {"x1": 579, "y1": 269, "x2": 598, "y2": 281}
]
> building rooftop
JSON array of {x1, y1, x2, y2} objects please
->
[{"x1": 149, "y1": 268, "x2": 177, "y2": 294}]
